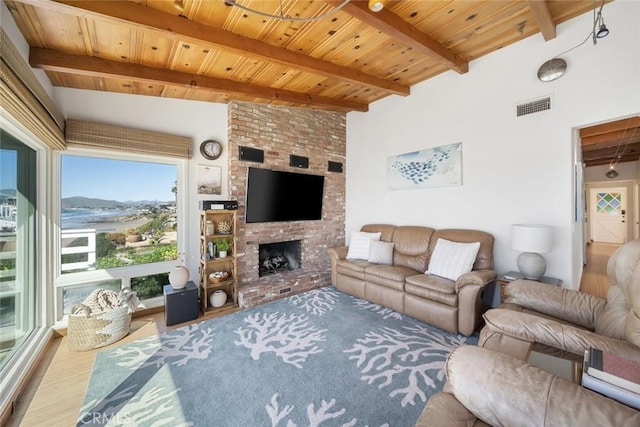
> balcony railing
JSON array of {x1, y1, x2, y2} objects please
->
[{"x1": 61, "y1": 229, "x2": 97, "y2": 272}]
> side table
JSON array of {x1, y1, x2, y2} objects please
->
[
  {"x1": 163, "y1": 281, "x2": 198, "y2": 326},
  {"x1": 497, "y1": 271, "x2": 562, "y2": 303}
]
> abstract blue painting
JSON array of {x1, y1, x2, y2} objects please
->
[{"x1": 387, "y1": 143, "x2": 462, "y2": 190}]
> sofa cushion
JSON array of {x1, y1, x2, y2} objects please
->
[
  {"x1": 361, "y1": 224, "x2": 397, "y2": 242},
  {"x1": 368, "y1": 240, "x2": 394, "y2": 265},
  {"x1": 365, "y1": 265, "x2": 419, "y2": 291},
  {"x1": 596, "y1": 240, "x2": 640, "y2": 344},
  {"x1": 392, "y1": 226, "x2": 435, "y2": 272},
  {"x1": 346, "y1": 231, "x2": 381, "y2": 260},
  {"x1": 428, "y1": 229, "x2": 494, "y2": 271},
  {"x1": 336, "y1": 259, "x2": 373, "y2": 280},
  {"x1": 406, "y1": 274, "x2": 458, "y2": 306},
  {"x1": 427, "y1": 238, "x2": 480, "y2": 281}
]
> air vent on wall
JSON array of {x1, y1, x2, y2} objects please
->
[{"x1": 516, "y1": 96, "x2": 551, "y2": 117}]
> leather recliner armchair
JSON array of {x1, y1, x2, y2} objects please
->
[
  {"x1": 418, "y1": 345, "x2": 640, "y2": 426},
  {"x1": 478, "y1": 240, "x2": 640, "y2": 363}
]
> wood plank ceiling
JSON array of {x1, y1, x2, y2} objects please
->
[
  {"x1": 6, "y1": 0, "x2": 601, "y2": 113},
  {"x1": 581, "y1": 116, "x2": 640, "y2": 168},
  {"x1": 6, "y1": 0, "x2": 628, "y2": 167}
]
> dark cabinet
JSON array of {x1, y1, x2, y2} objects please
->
[{"x1": 163, "y1": 281, "x2": 198, "y2": 326}]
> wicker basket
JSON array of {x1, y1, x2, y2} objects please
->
[{"x1": 67, "y1": 303, "x2": 131, "y2": 352}]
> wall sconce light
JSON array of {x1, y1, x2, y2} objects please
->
[{"x1": 512, "y1": 224, "x2": 553, "y2": 280}]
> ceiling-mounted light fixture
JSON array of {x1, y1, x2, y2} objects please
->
[
  {"x1": 537, "y1": 58, "x2": 567, "y2": 82},
  {"x1": 596, "y1": 21, "x2": 609, "y2": 39},
  {"x1": 592, "y1": 0, "x2": 610, "y2": 45},
  {"x1": 224, "y1": 0, "x2": 351, "y2": 22},
  {"x1": 536, "y1": 0, "x2": 610, "y2": 82},
  {"x1": 606, "y1": 166, "x2": 618, "y2": 179},
  {"x1": 368, "y1": 0, "x2": 386, "y2": 12}
]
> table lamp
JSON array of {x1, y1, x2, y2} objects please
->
[{"x1": 511, "y1": 224, "x2": 553, "y2": 280}]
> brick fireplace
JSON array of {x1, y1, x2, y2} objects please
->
[
  {"x1": 228, "y1": 102, "x2": 346, "y2": 308},
  {"x1": 259, "y1": 240, "x2": 301, "y2": 277}
]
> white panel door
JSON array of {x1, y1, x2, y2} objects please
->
[{"x1": 590, "y1": 188, "x2": 627, "y2": 243}]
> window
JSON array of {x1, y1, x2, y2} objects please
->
[
  {"x1": 596, "y1": 192, "x2": 622, "y2": 215},
  {"x1": 0, "y1": 130, "x2": 37, "y2": 373},
  {"x1": 57, "y1": 153, "x2": 184, "y2": 320}
]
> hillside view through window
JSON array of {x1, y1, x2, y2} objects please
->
[{"x1": 60, "y1": 155, "x2": 178, "y2": 301}]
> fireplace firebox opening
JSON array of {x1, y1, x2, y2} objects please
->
[{"x1": 259, "y1": 240, "x2": 301, "y2": 277}]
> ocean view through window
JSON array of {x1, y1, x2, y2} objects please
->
[{"x1": 59, "y1": 154, "x2": 180, "y2": 309}]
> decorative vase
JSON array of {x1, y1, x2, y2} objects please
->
[
  {"x1": 205, "y1": 220, "x2": 214, "y2": 236},
  {"x1": 169, "y1": 266, "x2": 189, "y2": 289},
  {"x1": 210, "y1": 290, "x2": 227, "y2": 308}
]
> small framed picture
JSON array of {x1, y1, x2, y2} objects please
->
[{"x1": 197, "y1": 165, "x2": 222, "y2": 195}]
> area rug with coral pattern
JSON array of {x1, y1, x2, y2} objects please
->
[{"x1": 78, "y1": 286, "x2": 477, "y2": 426}]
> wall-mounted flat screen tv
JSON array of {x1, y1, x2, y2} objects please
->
[{"x1": 245, "y1": 167, "x2": 324, "y2": 223}]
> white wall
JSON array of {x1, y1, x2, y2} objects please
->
[
  {"x1": 53, "y1": 88, "x2": 229, "y2": 282},
  {"x1": 346, "y1": 0, "x2": 640, "y2": 288}
]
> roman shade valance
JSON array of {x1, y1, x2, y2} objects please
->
[
  {"x1": 1, "y1": 29, "x2": 65, "y2": 150},
  {"x1": 65, "y1": 119, "x2": 192, "y2": 159}
]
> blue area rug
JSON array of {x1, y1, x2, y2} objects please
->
[{"x1": 78, "y1": 286, "x2": 477, "y2": 426}]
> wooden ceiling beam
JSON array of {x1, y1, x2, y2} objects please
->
[
  {"x1": 526, "y1": 0, "x2": 556, "y2": 41},
  {"x1": 584, "y1": 154, "x2": 640, "y2": 167},
  {"x1": 581, "y1": 128, "x2": 640, "y2": 147},
  {"x1": 580, "y1": 116, "x2": 640, "y2": 138},
  {"x1": 15, "y1": 0, "x2": 409, "y2": 97},
  {"x1": 326, "y1": 0, "x2": 468, "y2": 74},
  {"x1": 29, "y1": 48, "x2": 369, "y2": 112},
  {"x1": 582, "y1": 142, "x2": 640, "y2": 159}
]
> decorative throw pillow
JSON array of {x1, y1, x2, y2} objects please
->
[
  {"x1": 346, "y1": 231, "x2": 382, "y2": 260},
  {"x1": 368, "y1": 240, "x2": 394, "y2": 265},
  {"x1": 427, "y1": 238, "x2": 481, "y2": 281}
]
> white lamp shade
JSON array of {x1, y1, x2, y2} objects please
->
[{"x1": 512, "y1": 224, "x2": 553, "y2": 254}]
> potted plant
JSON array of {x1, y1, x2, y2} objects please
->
[{"x1": 217, "y1": 238, "x2": 230, "y2": 258}]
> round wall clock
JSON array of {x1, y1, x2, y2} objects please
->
[{"x1": 200, "y1": 139, "x2": 223, "y2": 160}]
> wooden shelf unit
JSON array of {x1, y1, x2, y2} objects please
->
[{"x1": 199, "y1": 210, "x2": 238, "y2": 314}]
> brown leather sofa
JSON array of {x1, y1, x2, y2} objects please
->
[
  {"x1": 327, "y1": 224, "x2": 496, "y2": 336},
  {"x1": 478, "y1": 239, "x2": 640, "y2": 363},
  {"x1": 418, "y1": 345, "x2": 640, "y2": 426}
]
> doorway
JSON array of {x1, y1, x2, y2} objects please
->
[{"x1": 589, "y1": 187, "x2": 627, "y2": 243}]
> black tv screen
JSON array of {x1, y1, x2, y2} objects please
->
[{"x1": 245, "y1": 167, "x2": 324, "y2": 223}]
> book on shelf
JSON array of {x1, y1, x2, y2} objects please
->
[
  {"x1": 582, "y1": 349, "x2": 640, "y2": 410},
  {"x1": 586, "y1": 348, "x2": 640, "y2": 394}
]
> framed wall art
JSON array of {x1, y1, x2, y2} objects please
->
[
  {"x1": 387, "y1": 143, "x2": 462, "y2": 190},
  {"x1": 197, "y1": 164, "x2": 222, "y2": 195}
]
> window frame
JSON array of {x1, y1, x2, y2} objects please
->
[
  {"x1": 0, "y1": 113, "x2": 53, "y2": 415},
  {"x1": 53, "y1": 147, "x2": 188, "y2": 324}
]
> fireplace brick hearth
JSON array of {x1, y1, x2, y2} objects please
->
[{"x1": 228, "y1": 102, "x2": 346, "y2": 308}]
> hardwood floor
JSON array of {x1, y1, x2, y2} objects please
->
[
  {"x1": 579, "y1": 242, "x2": 619, "y2": 298},
  {"x1": 5, "y1": 243, "x2": 615, "y2": 426}
]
